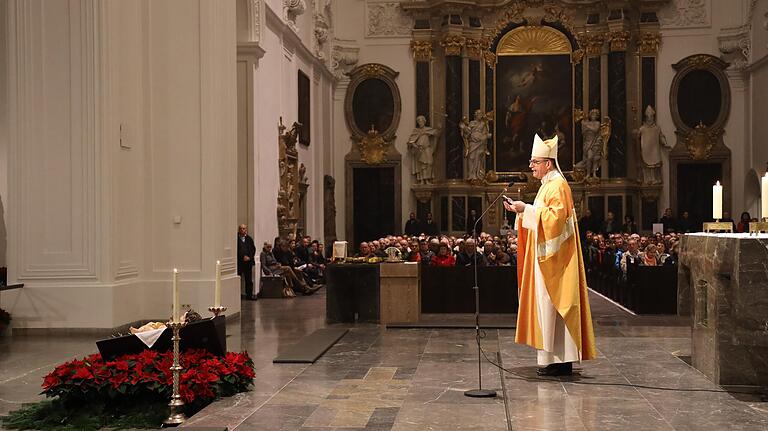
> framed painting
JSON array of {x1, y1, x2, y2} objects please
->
[{"x1": 494, "y1": 54, "x2": 574, "y2": 173}]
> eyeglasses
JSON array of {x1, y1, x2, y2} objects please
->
[{"x1": 529, "y1": 159, "x2": 547, "y2": 165}]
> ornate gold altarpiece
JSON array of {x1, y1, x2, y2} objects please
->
[{"x1": 400, "y1": 0, "x2": 670, "y2": 235}]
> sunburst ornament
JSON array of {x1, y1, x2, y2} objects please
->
[{"x1": 497, "y1": 26, "x2": 572, "y2": 56}]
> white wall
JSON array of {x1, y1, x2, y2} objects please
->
[
  {"x1": 1, "y1": 0, "x2": 239, "y2": 329},
  {"x1": 657, "y1": 0, "x2": 754, "y2": 215},
  {"x1": 0, "y1": 0, "x2": 8, "y2": 268}
]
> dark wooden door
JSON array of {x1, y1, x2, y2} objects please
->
[
  {"x1": 353, "y1": 167, "x2": 395, "y2": 247},
  {"x1": 676, "y1": 163, "x2": 722, "y2": 229}
]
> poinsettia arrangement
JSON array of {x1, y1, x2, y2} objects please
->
[{"x1": 42, "y1": 349, "x2": 254, "y2": 409}]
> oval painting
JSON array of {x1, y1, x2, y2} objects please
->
[
  {"x1": 677, "y1": 69, "x2": 721, "y2": 128},
  {"x1": 352, "y1": 78, "x2": 395, "y2": 134}
]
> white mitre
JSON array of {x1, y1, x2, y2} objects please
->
[{"x1": 531, "y1": 133, "x2": 558, "y2": 159}]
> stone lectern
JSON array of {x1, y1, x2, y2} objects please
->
[{"x1": 679, "y1": 233, "x2": 768, "y2": 386}]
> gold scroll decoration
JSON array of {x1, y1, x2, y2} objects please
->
[
  {"x1": 496, "y1": 26, "x2": 571, "y2": 56},
  {"x1": 356, "y1": 126, "x2": 389, "y2": 165},
  {"x1": 683, "y1": 122, "x2": 720, "y2": 161}
]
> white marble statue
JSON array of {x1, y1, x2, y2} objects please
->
[
  {"x1": 576, "y1": 109, "x2": 611, "y2": 179},
  {"x1": 407, "y1": 115, "x2": 440, "y2": 184},
  {"x1": 460, "y1": 109, "x2": 492, "y2": 182},
  {"x1": 634, "y1": 105, "x2": 670, "y2": 185}
]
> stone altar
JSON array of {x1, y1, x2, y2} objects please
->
[{"x1": 679, "y1": 233, "x2": 768, "y2": 386}]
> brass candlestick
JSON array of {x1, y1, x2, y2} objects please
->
[
  {"x1": 208, "y1": 306, "x2": 227, "y2": 318},
  {"x1": 749, "y1": 217, "x2": 768, "y2": 236},
  {"x1": 164, "y1": 320, "x2": 188, "y2": 427}
]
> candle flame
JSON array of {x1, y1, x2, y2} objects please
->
[
  {"x1": 216, "y1": 260, "x2": 220, "y2": 265},
  {"x1": 173, "y1": 268, "x2": 178, "y2": 273},
  {"x1": 716, "y1": 181, "x2": 721, "y2": 186}
]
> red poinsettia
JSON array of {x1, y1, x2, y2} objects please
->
[{"x1": 41, "y1": 349, "x2": 254, "y2": 406}]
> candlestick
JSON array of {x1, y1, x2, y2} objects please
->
[
  {"x1": 762, "y1": 173, "x2": 768, "y2": 219},
  {"x1": 172, "y1": 268, "x2": 179, "y2": 323},
  {"x1": 164, "y1": 320, "x2": 187, "y2": 426},
  {"x1": 214, "y1": 260, "x2": 221, "y2": 308},
  {"x1": 712, "y1": 181, "x2": 722, "y2": 220}
]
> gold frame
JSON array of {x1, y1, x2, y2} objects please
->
[{"x1": 492, "y1": 26, "x2": 576, "y2": 176}]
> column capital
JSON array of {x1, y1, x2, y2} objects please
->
[{"x1": 637, "y1": 32, "x2": 661, "y2": 55}]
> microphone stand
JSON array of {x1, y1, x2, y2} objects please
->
[{"x1": 464, "y1": 186, "x2": 507, "y2": 398}]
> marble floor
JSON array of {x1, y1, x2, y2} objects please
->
[{"x1": 2, "y1": 290, "x2": 768, "y2": 430}]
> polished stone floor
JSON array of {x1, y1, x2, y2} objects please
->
[{"x1": 2, "y1": 290, "x2": 768, "y2": 430}]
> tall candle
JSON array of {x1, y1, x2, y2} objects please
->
[
  {"x1": 712, "y1": 181, "x2": 722, "y2": 220},
  {"x1": 762, "y1": 173, "x2": 768, "y2": 220},
  {"x1": 172, "y1": 268, "x2": 180, "y2": 323},
  {"x1": 214, "y1": 260, "x2": 221, "y2": 307}
]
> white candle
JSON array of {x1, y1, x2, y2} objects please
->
[
  {"x1": 214, "y1": 260, "x2": 221, "y2": 307},
  {"x1": 762, "y1": 173, "x2": 768, "y2": 220},
  {"x1": 172, "y1": 268, "x2": 179, "y2": 323},
  {"x1": 712, "y1": 181, "x2": 722, "y2": 220}
]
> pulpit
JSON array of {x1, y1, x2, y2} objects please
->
[{"x1": 679, "y1": 233, "x2": 768, "y2": 385}]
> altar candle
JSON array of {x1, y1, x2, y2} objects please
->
[
  {"x1": 172, "y1": 268, "x2": 179, "y2": 323},
  {"x1": 214, "y1": 260, "x2": 221, "y2": 307},
  {"x1": 712, "y1": 181, "x2": 722, "y2": 220},
  {"x1": 762, "y1": 173, "x2": 768, "y2": 219}
]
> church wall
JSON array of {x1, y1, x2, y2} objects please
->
[
  {"x1": 657, "y1": 0, "x2": 752, "y2": 216},
  {"x1": 330, "y1": 1, "x2": 415, "y2": 239},
  {"x1": 1, "y1": 0, "x2": 239, "y2": 329},
  {"x1": 749, "y1": 1, "x2": 768, "y2": 217},
  {"x1": 0, "y1": 0, "x2": 8, "y2": 268}
]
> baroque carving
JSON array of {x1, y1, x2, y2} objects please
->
[
  {"x1": 314, "y1": 11, "x2": 331, "y2": 62},
  {"x1": 331, "y1": 40, "x2": 359, "y2": 80},
  {"x1": 441, "y1": 35, "x2": 465, "y2": 56},
  {"x1": 637, "y1": 32, "x2": 661, "y2": 55},
  {"x1": 356, "y1": 126, "x2": 390, "y2": 165},
  {"x1": 718, "y1": 26, "x2": 751, "y2": 70},
  {"x1": 465, "y1": 38, "x2": 483, "y2": 59},
  {"x1": 283, "y1": 0, "x2": 306, "y2": 33},
  {"x1": 659, "y1": 0, "x2": 709, "y2": 29},
  {"x1": 571, "y1": 48, "x2": 584, "y2": 64},
  {"x1": 607, "y1": 30, "x2": 630, "y2": 52},
  {"x1": 366, "y1": 2, "x2": 412, "y2": 37},
  {"x1": 683, "y1": 122, "x2": 720, "y2": 160},
  {"x1": 410, "y1": 40, "x2": 433, "y2": 61},
  {"x1": 497, "y1": 26, "x2": 571, "y2": 56},
  {"x1": 277, "y1": 117, "x2": 301, "y2": 237},
  {"x1": 580, "y1": 31, "x2": 606, "y2": 56}
]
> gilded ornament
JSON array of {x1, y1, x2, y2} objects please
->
[
  {"x1": 360, "y1": 63, "x2": 385, "y2": 77},
  {"x1": 410, "y1": 40, "x2": 433, "y2": 61},
  {"x1": 608, "y1": 30, "x2": 630, "y2": 52},
  {"x1": 465, "y1": 38, "x2": 483, "y2": 59},
  {"x1": 684, "y1": 122, "x2": 719, "y2": 160},
  {"x1": 543, "y1": 4, "x2": 576, "y2": 37},
  {"x1": 571, "y1": 48, "x2": 584, "y2": 64},
  {"x1": 580, "y1": 32, "x2": 605, "y2": 56},
  {"x1": 493, "y1": 3, "x2": 526, "y2": 35},
  {"x1": 637, "y1": 32, "x2": 661, "y2": 55},
  {"x1": 357, "y1": 126, "x2": 389, "y2": 165},
  {"x1": 689, "y1": 54, "x2": 715, "y2": 68},
  {"x1": 497, "y1": 26, "x2": 572, "y2": 56},
  {"x1": 440, "y1": 35, "x2": 466, "y2": 56}
]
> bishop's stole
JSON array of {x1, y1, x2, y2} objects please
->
[{"x1": 515, "y1": 171, "x2": 597, "y2": 365}]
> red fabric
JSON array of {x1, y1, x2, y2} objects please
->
[{"x1": 430, "y1": 254, "x2": 455, "y2": 267}]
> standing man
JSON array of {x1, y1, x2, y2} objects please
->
[
  {"x1": 237, "y1": 224, "x2": 257, "y2": 300},
  {"x1": 504, "y1": 134, "x2": 596, "y2": 376}
]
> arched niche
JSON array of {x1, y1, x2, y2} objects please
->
[
  {"x1": 344, "y1": 63, "x2": 402, "y2": 140},
  {"x1": 668, "y1": 54, "x2": 732, "y2": 223}
]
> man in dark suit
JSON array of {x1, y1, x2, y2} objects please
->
[
  {"x1": 404, "y1": 212, "x2": 421, "y2": 236},
  {"x1": 237, "y1": 224, "x2": 257, "y2": 300},
  {"x1": 421, "y1": 212, "x2": 439, "y2": 236}
]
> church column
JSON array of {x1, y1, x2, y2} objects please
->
[
  {"x1": 465, "y1": 34, "x2": 484, "y2": 171},
  {"x1": 637, "y1": 12, "x2": 662, "y2": 230},
  {"x1": 441, "y1": 31, "x2": 465, "y2": 180},
  {"x1": 410, "y1": 33, "x2": 434, "y2": 219},
  {"x1": 607, "y1": 9, "x2": 629, "y2": 178}
]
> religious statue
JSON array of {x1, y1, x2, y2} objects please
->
[
  {"x1": 407, "y1": 115, "x2": 440, "y2": 184},
  {"x1": 460, "y1": 109, "x2": 492, "y2": 182},
  {"x1": 634, "y1": 105, "x2": 670, "y2": 185},
  {"x1": 575, "y1": 109, "x2": 611, "y2": 180}
]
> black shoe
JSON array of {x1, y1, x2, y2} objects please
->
[{"x1": 536, "y1": 362, "x2": 572, "y2": 376}]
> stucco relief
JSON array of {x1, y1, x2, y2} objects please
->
[
  {"x1": 659, "y1": 0, "x2": 710, "y2": 29},
  {"x1": 718, "y1": 28, "x2": 750, "y2": 70},
  {"x1": 284, "y1": 0, "x2": 306, "y2": 32},
  {"x1": 332, "y1": 40, "x2": 360, "y2": 80},
  {"x1": 366, "y1": 2, "x2": 412, "y2": 37}
]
